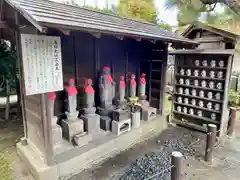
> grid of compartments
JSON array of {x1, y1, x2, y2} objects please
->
[{"x1": 173, "y1": 56, "x2": 227, "y2": 132}]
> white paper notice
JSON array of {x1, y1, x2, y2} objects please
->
[{"x1": 21, "y1": 34, "x2": 63, "y2": 95}]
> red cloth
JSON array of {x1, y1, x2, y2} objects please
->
[
  {"x1": 105, "y1": 74, "x2": 113, "y2": 84},
  {"x1": 120, "y1": 81, "x2": 126, "y2": 87},
  {"x1": 130, "y1": 79, "x2": 136, "y2": 86},
  {"x1": 65, "y1": 86, "x2": 78, "y2": 96},
  {"x1": 140, "y1": 77, "x2": 146, "y2": 84},
  {"x1": 104, "y1": 66, "x2": 110, "y2": 71},
  {"x1": 84, "y1": 85, "x2": 94, "y2": 95},
  {"x1": 48, "y1": 92, "x2": 56, "y2": 101}
]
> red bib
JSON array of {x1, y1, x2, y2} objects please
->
[
  {"x1": 130, "y1": 80, "x2": 136, "y2": 86},
  {"x1": 140, "y1": 77, "x2": 146, "y2": 84},
  {"x1": 84, "y1": 85, "x2": 94, "y2": 95},
  {"x1": 105, "y1": 74, "x2": 113, "y2": 84},
  {"x1": 120, "y1": 81, "x2": 126, "y2": 87},
  {"x1": 66, "y1": 86, "x2": 78, "y2": 96}
]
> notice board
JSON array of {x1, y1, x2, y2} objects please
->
[{"x1": 21, "y1": 34, "x2": 63, "y2": 95}]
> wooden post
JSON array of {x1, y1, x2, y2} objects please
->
[
  {"x1": 41, "y1": 93, "x2": 54, "y2": 166},
  {"x1": 227, "y1": 107, "x2": 237, "y2": 136},
  {"x1": 5, "y1": 79, "x2": 10, "y2": 121},
  {"x1": 171, "y1": 151, "x2": 183, "y2": 180},
  {"x1": 205, "y1": 124, "x2": 217, "y2": 162},
  {"x1": 149, "y1": 62, "x2": 152, "y2": 103},
  {"x1": 15, "y1": 12, "x2": 28, "y2": 138},
  {"x1": 159, "y1": 44, "x2": 168, "y2": 115}
]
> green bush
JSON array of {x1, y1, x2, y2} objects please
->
[
  {"x1": 0, "y1": 40, "x2": 17, "y2": 96},
  {"x1": 228, "y1": 89, "x2": 240, "y2": 107}
]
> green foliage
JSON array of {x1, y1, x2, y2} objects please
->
[
  {"x1": 81, "y1": 1, "x2": 173, "y2": 31},
  {"x1": 228, "y1": 89, "x2": 240, "y2": 106},
  {"x1": 81, "y1": 5, "x2": 117, "y2": 15},
  {"x1": 117, "y1": 0, "x2": 158, "y2": 24},
  {"x1": 0, "y1": 155, "x2": 11, "y2": 180},
  {"x1": 204, "y1": 6, "x2": 240, "y2": 26},
  {"x1": 164, "y1": 0, "x2": 240, "y2": 25},
  {"x1": 165, "y1": 0, "x2": 207, "y2": 25},
  {"x1": 0, "y1": 40, "x2": 17, "y2": 95},
  {"x1": 159, "y1": 21, "x2": 173, "y2": 31}
]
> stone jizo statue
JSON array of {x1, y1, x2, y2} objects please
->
[
  {"x1": 99, "y1": 66, "x2": 115, "y2": 109},
  {"x1": 84, "y1": 78, "x2": 96, "y2": 115},
  {"x1": 129, "y1": 74, "x2": 136, "y2": 97},
  {"x1": 119, "y1": 76, "x2": 126, "y2": 104},
  {"x1": 139, "y1": 73, "x2": 146, "y2": 99},
  {"x1": 48, "y1": 91, "x2": 57, "y2": 127},
  {"x1": 65, "y1": 78, "x2": 78, "y2": 119}
]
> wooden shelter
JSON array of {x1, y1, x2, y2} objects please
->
[
  {"x1": 181, "y1": 23, "x2": 240, "y2": 71},
  {"x1": 169, "y1": 23, "x2": 237, "y2": 137},
  {"x1": 0, "y1": 0, "x2": 197, "y2": 179}
]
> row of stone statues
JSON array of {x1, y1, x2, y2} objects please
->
[{"x1": 49, "y1": 66, "x2": 157, "y2": 149}]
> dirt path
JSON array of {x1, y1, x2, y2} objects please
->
[{"x1": 0, "y1": 120, "x2": 23, "y2": 180}]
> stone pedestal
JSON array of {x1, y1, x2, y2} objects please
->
[
  {"x1": 139, "y1": 99, "x2": 150, "y2": 107},
  {"x1": 112, "y1": 118, "x2": 131, "y2": 136},
  {"x1": 100, "y1": 115, "x2": 112, "y2": 131},
  {"x1": 82, "y1": 114, "x2": 101, "y2": 135},
  {"x1": 98, "y1": 107, "x2": 115, "y2": 131},
  {"x1": 62, "y1": 119, "x2": 84, "y2": 142},
  {"x1": 131, "y1": 111, "x2": 141, "y2": 129},
  {"x1": 142, "y1": 107, "x2": 157, "y2": 122},
  {"x1": 73, "y1": 132, "x2": 93, "y2": 147},
  {"x1": 113, "y1": 108, "x2": 130, "y2": 121}
]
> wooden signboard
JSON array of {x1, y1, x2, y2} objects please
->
[{"x1": 21, "y1": 34, "x2": 63, "y2": 95}]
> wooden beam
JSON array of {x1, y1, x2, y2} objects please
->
[
  {"x1": 149, "y1": 39, "x2": 156, "y2": 44},
  {"x1": 0, "y1": 20, "x2": 9, "y2": 29},
  {"x1": 0, "y1": 20, "x2": 23, "y2": 31},
  {"x1": 115, "y1": 35, "x2": 124, "y2": 40},
  {"x1": 59, "y1": 28, "x2": 71, "y2": 35},
  {"x1": 90, "y1": 32, "x2": 101, "y2": 38},
  {"x1": 135, "y1": 37, "x2": 142, "y2": 42}
]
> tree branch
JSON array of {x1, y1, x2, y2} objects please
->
[
  {"x1": 200, "y1": 0, "x2": 240, "y2": 15},
  {"x1": 206, "y1": 3, "x2": 217, "y2": 11}
]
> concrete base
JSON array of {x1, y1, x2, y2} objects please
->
[
  {"x1": 16, "y1": 115, "x2": 167, "y2": 180},
  {"x1": 142, "y1": 107, "x2": 157, "y2": 122},
  {"x1": 132, "y1": 112, "x2": 141, "y2": 129},
  {"x1": 52, "y1": 124, "x2": 63, "y2": 150},
  {"x1": 16, "y1": 143, "x2": 58, "y2": 180},
  {"x1": 62, "y1": 119, "x2": 84, "y2": 142},
  {"x1": 82, "y1": 114, "x2": 101, "y2": 135},
  {"x1": 100, "y1": 116, "x2": 112, "y2": 131},
  {"x1": 112, "y1": 119, "x2": 131, "y2": 136}
]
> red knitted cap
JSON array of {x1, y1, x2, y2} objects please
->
[
  {"x1": 68, "y1": 78, "x2": 75, "y2": 83},
  {"x1": 103, "y1": 66, "x2": 110, "y2": 70}
]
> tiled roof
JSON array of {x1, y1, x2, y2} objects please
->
[
  {"x1": 182, "y1": 23, "x2": 240, "y2": 39},
  {"x1": 5, "y1": 0, "x2": 197, "y2": 45}
]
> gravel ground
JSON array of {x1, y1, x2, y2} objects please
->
[
  {"x1": 61, "y1": 126, "x2": 206, "y2": 180},
  {"x1": 118, "y1": 127, "x2": 205, "y2": 180},
  {"x1": 4, "y1": 120, "x2": 240, "y2": 180}
]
